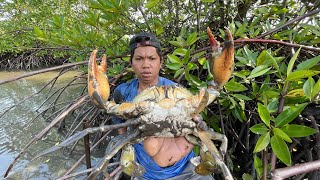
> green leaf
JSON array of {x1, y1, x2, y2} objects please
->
[
  {"x1": 286, "y1": 70, "x2": 320, "y2": 81},
  {"x1": 236, "y1": 56, "x2": 249, "y2": 65},
  {"x1": 198, "y1": 57, "x2": 207, "y2": 66},
  {"x1": 234, "y1": 70, "x2": 250, "y2": 79},
  {"x1": 235, "y1": 23, "x2": 248, "y2": 37},
  {"x1": 166, "y1": 63, "x2": 182, "y2": 70},
  {"x1": 287, "y1": 48, "x2": 301, "y2": 77},
  {"x1": 250, "y1": 123, "x2": 269, "y2": 135},
  {"x1": 265, "y1": 90, "x2": 280, "y2": 99},
  {"x1": 186, "y1": 62, "x2": 198, "y2": 70},
  {"x1": 243, "y1": 46, "x2": 257, "y2": 64},
  {"x1": 232, "y1": 106, "x2": 247, "y2": 122},
  {"x1": 231, "y1": 94, "x2": 252, "y2": 101},
  {"x1": 193, "y1": 51, "x2": 206, "y2": 58},
  {"x1": 273, "y1": 128, "x2": 292, "y2": 143},
  {"x1": 225, "y1": 79, "x2": 247, "y2": 92},
  {"x1": 252, "y1": 82, "x2": 259, "y2": 95},
  {"x1": 200, "y1": 0, "x2": 216, "y2": 2},
  {"x1": 274, "y1": 103, "x2": 308, "y2": 127},
  {"x1": 253, "y1": 132, "x2": 270, "y2": 153},
  {"x1": 242, "y1": 173, "x2": 253, "y2": 180},
  {"x1": 271, "y1": 135, "x2": 291, "y2": 166},
  {"x1": 185, "y1": 69, "x2": 201, "y2": 86},
  {"x1": 186, "y1": 32, "x2": 199, "y2": 46},
  {"x1": 247, "y1": 65, "x2": 272, "y2": 79},
  {"x1": 257, "y1": 103, "x2": 271, "y2": 128},
  {"x1": 145, "y1": 0, "x2": 159, "y2": 9},
  {"x1": 34, "y1": 26, "x2": 45, "y2": 38},
  {"x1": 256, "y1": 50, "x2": 267, "y2": 66},
  {"x1": 174, "y1": 68, "x2": 184, "y2": 78},
  {"x1": 312, "y1": 79, "x2": 320, "y2": 100},
  {"x1": 266, "y1": 51, "x2": 281, "y2": 77},
  {"x1": 267, "y1": 99, "x2": 279, "y2": 113},
  {"x1": 182, "y1": 49, "x2": 191, "y2": 64},
  {"x1": 303, "y1": 77, "x2": 315, "y2": 100},
  {"x1": 173, "y1": 48, "x2": 188, "y2": 56},
  {"x1": 168, "y1": 40, "x2": 183, "y2": 47},
  {"x1": 281, "y1": 124, "x2": 317, "y2": 137},
  {"x1": 254, "y1": 156, "x2": 263, "y2": 179},
  {"x1": 189, "y1": 74, "x2": 202, "y2": 86},
  {"x1": 167, "y1": 54, "x2": 182, "y2": 64},
  {"x1": 296, "y1": 55, "x2": 320, "y2": 70},
  {"x1": 286, "y1": 89, "x2": 305, "y2": 98}
]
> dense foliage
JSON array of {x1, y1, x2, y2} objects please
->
[{"x1": 1, "y1": 0, "x2": 320, "y2": 179}]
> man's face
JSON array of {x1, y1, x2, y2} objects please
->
[{"x1": 131, "y1": 46, "x2": 161, "y2": 85}]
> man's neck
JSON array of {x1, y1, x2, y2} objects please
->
[{"x1": 138, "y1": 77, "x2": 159, "y2": 92}]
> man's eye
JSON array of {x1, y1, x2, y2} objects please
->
[
  {"x1": 151, "y1": 58, "x2": 156, "y2": 61},
  {"x1": 135, "y1": 58, "x2": 141, "y2": 61}
]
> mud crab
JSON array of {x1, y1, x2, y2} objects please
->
[{"x1": 40, "y1": 27, "x2": 234, "y2": 179}]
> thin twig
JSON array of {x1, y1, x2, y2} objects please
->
[
  {"x1": 137, "y1": 6, "x2": 152, "y2": 32},
  {"x1": 255, "y1": 8, "x2": 320, "y2": 39},
  {"x1": 235, "y1": 39, "x2": 320, "y2": 52}
]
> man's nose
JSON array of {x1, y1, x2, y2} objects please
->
[{"x1": 141, "y1": 59, "x2": 150, "y2": 68}]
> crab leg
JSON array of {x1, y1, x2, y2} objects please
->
[
  {"x1": 120, "y1": 144, "x2": 146, "y2": 177},
  {"x1": 195, "y1": 146, "x2": 221, "y2": 175},
  {"x1": 196, "y1": 129, "x2": 233, "y2": 180},
  {"x1": 187, "y1": 126, "x2": 232, "y2": 178},
  {"x1": 34, "y1": 119, "x2": 140, "y2": 158},
  {"x1": 188, "y1": 28, "x2": 234, "y2": 179},
  {"x1": 104, "y1": 101, "x2": 152, "y2": 119},
  {"x1": 88, "y1": 129, "x2": 142, "y2": 180}
]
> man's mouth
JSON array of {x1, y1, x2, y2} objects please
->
[{"x1": 141, "y1": 72, "x2": 151, "y2": 76}]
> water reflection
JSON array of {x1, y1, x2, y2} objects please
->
[{"x1": 0, "y1": 70, "x2": 94, "y2": 179}]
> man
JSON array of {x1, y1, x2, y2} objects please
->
[{"x1": 111, "y1": 32, "x2": 214, "y2": 180}]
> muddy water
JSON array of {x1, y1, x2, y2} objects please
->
[{"x1": 0, "y1": 71, "x2": 100, "y2": 179}]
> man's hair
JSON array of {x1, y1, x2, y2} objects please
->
[{"x1": 129, "y1": 32, "x2": 162, "y2": 62}]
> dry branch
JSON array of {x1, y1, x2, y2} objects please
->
[{"x1": 271, "y1": 159, "x2": 320, "y2": 180}]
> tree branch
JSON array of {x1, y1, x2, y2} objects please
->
[
  {"x1": 256, "y1": 8, "x2": 320, "y2": 39},
  {"x1": 137, "y1": 6, "x2": 152, "y2": 32},
  {"x1": 271, "y1": 159, "x2": 320, "y2": 180}
]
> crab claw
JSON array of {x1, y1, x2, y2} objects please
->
[
  {"x1": 88, "y1": 50, "x2": 110, "y2": 108},
  {"x1": 207, "y1": 27, "x2": 234, "y2": 89},
  {"x1": 121, "y1": 145, "x2": 145, "y2": 177},
  {"x1": 195, "y1": 150, "x2": 221, "y2": 175}
]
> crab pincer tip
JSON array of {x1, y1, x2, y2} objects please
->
[
  {"x1": 207, "y1": 27, "x2": 219, "y2": 52},
  {"x1": 223, "y1": 28, "x2": 234, "y2": 44}
]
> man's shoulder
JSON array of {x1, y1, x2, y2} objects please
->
[
  {"x1": 159, "y1": 76, "x2": 175, "y2": 85},
  {"x1": 113, "y1": 79, "x2": 138, "y2": 102},
  {"x1": 114, "y1": 79, "x2": 138, "y2": 92}
]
